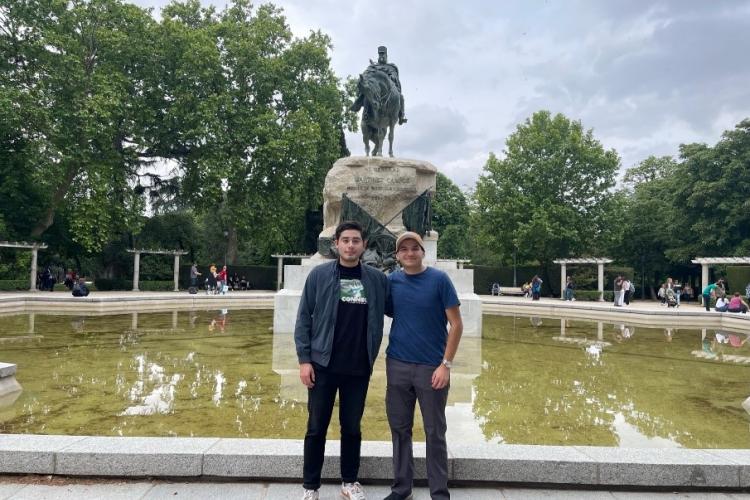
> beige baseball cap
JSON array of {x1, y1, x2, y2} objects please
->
[{"x1": 395, "y1": 231, "x2": 425, "y2": 251}]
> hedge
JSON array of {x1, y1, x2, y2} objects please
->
[
  {"x1": 573, "y1": 290, "x2": 615, "y2": 302},
  {"x1": 0, "y1": 280, "x2": 29, "y2": 291},
  {"x1": 94, "y1": 279, "x2": 173, "y2": 291}
]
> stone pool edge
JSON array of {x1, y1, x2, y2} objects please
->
[{"x1": 0, "y1": 435, "x2": 748, "y2": 489}]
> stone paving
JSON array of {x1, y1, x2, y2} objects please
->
[{"x1": 0, "y1": 478, "x2": 749, "y2": 500}]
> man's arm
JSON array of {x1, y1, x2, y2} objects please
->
[
  {"x1": 294, "y1": 272, "x2": 317, "y2": 388},
  {"x1": 431, "y1": 305, "x2": 463, "y2": 390}
]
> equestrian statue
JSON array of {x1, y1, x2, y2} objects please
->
[{"x1": 350, "y1": 46, "x2": 407, "y2": 157}]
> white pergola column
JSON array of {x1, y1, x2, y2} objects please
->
[
  {"x1": 28, "y1": 313, "x2": 35, "y2": 334},
  {"x1": 172, "y1": 310, "x2": 178, "y2": 329},
  {"x1": 131, "y1": 312, "x2": 138, "y2": 330},
  {"x1": 29, "y1": 247, "x2": 39, "y2": 292},
  {"x1": 132, "y1": 252, "x2": 141, "y2": 291},
  {"x1": 560, "y1": 263, "x2": 567, "y2": 299},
  {"x1": 559, "y1": 318, "x2": 566, "y2": 337},
  {"x1": 701, "y1": 264, "x2": 709, "y2": 295},
  {"x1": 173, "y1": 254, "x2": 180, "y2": 292},
  {"x1": 597, "y1": 321, "x2": 603, "y2": 340},
  {"x1": 597, "y1": 263, "x2": 605, "y2": 302},
  {"x1": 276, "y1": 256, "x2": 284, "y2": 291}
]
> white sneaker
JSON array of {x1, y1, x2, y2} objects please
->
[
  {"x1": 302, "y1": 488, "x2": 319, "y2": 500},
  {"x1": 341, "y1": 481, "x2": 366, "y2": 500}
]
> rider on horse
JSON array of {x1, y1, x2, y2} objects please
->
[{"x1": 351, "y1": 46, "x2": 407, "y2": 125}]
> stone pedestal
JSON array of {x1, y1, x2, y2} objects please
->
[
  {"x1": 319, "y1": 156, "x2": 437, "y2": 241},
  {"x1": 273, "y1": 155, "x2": 482, "y2": 337},
  {"x1": 0, "y1": 362, "x2": 22, "y2": 409}
]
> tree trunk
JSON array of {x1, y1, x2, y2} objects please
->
[{"x1": 226, "y1": 225, "x2": 239, "y2": 265}]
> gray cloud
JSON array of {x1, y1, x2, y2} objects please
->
[{"x1": 130, "y1": 0, "x2": 750, "y2": 186}]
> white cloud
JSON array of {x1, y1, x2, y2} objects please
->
[{"x1": 129, "y1": 0, "x2": 750, "y2": 188}]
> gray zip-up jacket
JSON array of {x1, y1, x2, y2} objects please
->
[{"x1": 294, "y1": 259, "x2": 389, "y2": 370}]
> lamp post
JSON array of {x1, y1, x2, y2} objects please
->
[
  {"x1": 223, "y1": 230, "x2": 229, "y2": 266},
  {"x1": 513, "y1": 245, "x2": 518, "y2": 287}
]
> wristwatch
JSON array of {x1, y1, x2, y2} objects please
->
[{"x1": 441, "y1": 359, "x2": 452, "y2": 369}]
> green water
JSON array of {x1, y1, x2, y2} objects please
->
[{"x1": 1, "y1": 310, "x2": 748, "y2": 448}]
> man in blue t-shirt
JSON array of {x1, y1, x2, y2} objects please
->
[
  {"x1": 294, "y1": 221, "x2": 389, "y2": 500},
  {"x1": 384, "y1": 232, "x2": 463, "y2": 500}
]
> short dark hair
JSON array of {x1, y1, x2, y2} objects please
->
[{"x1": 335, "y1": 220, "x2": 365, "y2": 240}]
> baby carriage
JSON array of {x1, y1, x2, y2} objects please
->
[{"x1": 665, "y1": 287, "x2": 677, "y2": 307}]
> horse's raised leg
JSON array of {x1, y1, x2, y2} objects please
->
[{"x1": 388, "y1": 123, "x2": 395, "y2": 158}]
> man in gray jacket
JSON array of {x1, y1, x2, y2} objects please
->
[{"x1": 295, "y1": 221, "x2": 389, "y2": 500}]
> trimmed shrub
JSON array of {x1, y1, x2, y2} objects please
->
[
  {"x1": 0, "y1": 280, "x2": 29, "y2": 291},
  {"x1": 574, "y1": 290, "x2": 615, "y2": 302},
  {"x1": 138, "y1": 280, "x2": 174, "y2": 291},
  {"x1": 94, "y1": 278, "x2": 133, "y2": 291}
]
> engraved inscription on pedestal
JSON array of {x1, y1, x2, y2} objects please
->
[{"x1": 322, "y1": 156, "x2": 436, "y2": 238}]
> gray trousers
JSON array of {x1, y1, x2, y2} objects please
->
[{"x1": 386, "y1": 357, "x2": 449, "y2": 500}]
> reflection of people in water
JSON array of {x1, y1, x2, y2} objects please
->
[
  {"x1": 529, "y1": 316, "x2": 543, "y2": 327},
  {"x1": 728, "y1": 333, "x2": 749, "y2": 348},
  {"x1": 208, "y1": 310, "x2": 228, "y2": 333},
  {"x1": 613, "y1": 323, "x2": 635, "y2": 343},
  {"x1": 664, "y1": 327, "x2": 674, "y2": 342}
]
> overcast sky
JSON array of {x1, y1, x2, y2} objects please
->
[{"x1": 131, "y1": 0, "x2": 750, "y2": 189}]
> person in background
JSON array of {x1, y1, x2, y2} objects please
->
[
  {"x1": 727, "y1": 292, "x2": 749, "y2": 314},
  {"x1": 715, "y1": 295, "x2": 729, "y2": 312},
  {"x1": 190, "y1": 263, "x2": 201, "y2": 289},
  {"x1": 682, "y1": 283, "x2": 694, "y2": 303},
  {"x1": 613, "y1": 275, "x2": 623, "y2": 306},
  {"x1": 702, "y1": 281, "x2": 720, "y2": 311},
  {"x1": 531, "y1": 275, "x2": 543, "y2": 301},
  {"x1": 564, "y1": 276, "x2": 575, "y2": 301},
  {"x1": 622, "y1": 277, "x2": 631, "y2": 305},
  {"x1": 217, "y1": 265, "x2": 228, "y2": 294},
  {"x1": 72, "y1": 277, "x2": 89, "y2": 297}
]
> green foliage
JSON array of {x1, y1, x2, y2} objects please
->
[
  {"x1": 726, "y1": 266, "x2": 750, "y2": 295},
  {"x1": 94, "y1": 278, "x2": 132, "y2": 290},
  {"x1": 433, "y1": 173, "x2": 470, "y2": 258},
  {"x1": 474, "y1": 111, "x2": 620, "y2": 268},
  {"x1": 0, "y1": 280, "x2": 28, "y2": 291}
]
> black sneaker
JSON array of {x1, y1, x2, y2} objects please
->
[{"x1": 383, "y1": 493, "x2": 412, "y2": 500}]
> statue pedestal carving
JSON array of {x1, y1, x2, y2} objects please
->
[{"x1": 273, "y1": 155, "x2": 482, "y2": 337}]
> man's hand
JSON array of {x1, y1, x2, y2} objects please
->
[
  {"x1": 299, "y1": 363, "x2": 315, "y2": 388},
  {"x1": 431, "y1": 364, "x2": 450, "y2": 390}
]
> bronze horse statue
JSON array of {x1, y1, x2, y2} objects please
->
[{"x1": 356, "y1": 69, "x2": 401, "y2": 157}]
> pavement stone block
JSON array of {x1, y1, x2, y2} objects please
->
[
  {"x1": 702, "y1": 449, "x2": 750, "y2": 487},
  {"x1": 450, "y1": 444, "x2": 598, "y2": 484},
  {"x1": 0, "y1": 434, "x2": 86, "y2": 474},
  {"x1": 575, "y1": 447, "x2": 739, "y2": 488},
  {"x1": 203, "y1": 438, "x2": 305, "y2": 478},
  {"x1": 0, "y1": 482, "x2": 26, "y2": 498},
  {"x1": 141, "y1": 482, "x2": 266, "y2": 499},
  {"x1": 5, "y1": 482, "x2": 154, "y2": 500},
  {"x1": 501, "y1": 488, "x2": 615, "y2": 499},
  {"x1": 54, "y1": 436, "x2": 219, "y2": 477}
]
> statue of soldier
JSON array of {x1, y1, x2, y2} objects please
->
[{"x1": 352, "y1": 46, "x2": 407, "y2": 125}]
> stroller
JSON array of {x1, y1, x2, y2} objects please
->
[{"x1": 665, "y1": 287, "x2": 678, "y2": 307}]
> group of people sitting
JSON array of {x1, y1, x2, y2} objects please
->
[{"x1": 702, "y1": 279, "x2": 750, "y2": 313}]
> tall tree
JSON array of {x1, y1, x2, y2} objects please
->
[
  {"x1": 432, "y1": 172, "x2": 470, "y2": 258},
  {"x1": 474, "y1": 111, "x2": 620, "y2": 280},
  {"x1": 0, "y1": 0, "x2": 156, "y2": 250},
  {"x1": 150, "y1": 0, "x2": 348, "y2": 263},
  {"x1": 666, "y1": 119, "x2": 750, "y2": 261}
]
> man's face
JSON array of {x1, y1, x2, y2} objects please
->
[
  {"x1": 335, "y1": 229, "x2": 366, "y2": 264},
  {"x1": 397, "y1": 239, "x2": 424, "y2": 268},
  {"x1": 378, "y1": 52, "x2": 387, "y2": 64}
]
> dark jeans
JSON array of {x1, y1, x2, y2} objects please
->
[
  {"x1": 386, "y1": 357, "x2": 450, "y2": 500},
  {"x1": 624, "y1": 290, "x2": 632, "y2": 305},
  {"x1": 303, "y1": 368, "x2": 370, "y2": 490},
  {"x1": 703, "y1": 293, "x2": 711, "y2": 311}
]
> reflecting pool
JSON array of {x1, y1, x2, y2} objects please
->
[{"x1": 1, "y1": 310, "x2": 748, "y2": 448}]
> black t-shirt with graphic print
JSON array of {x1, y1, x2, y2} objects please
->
[{"x1": 326, "y1": 262, "x2": 369, "y2": 376}]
